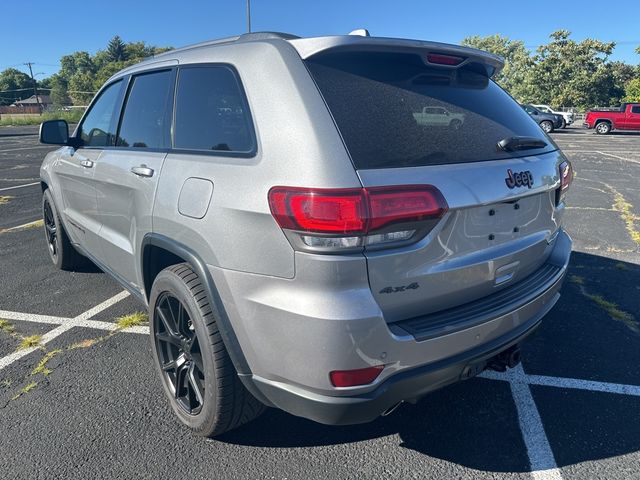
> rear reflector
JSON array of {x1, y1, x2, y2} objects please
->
[
  {"x1": 330, "y1": 365, "x2": 384, "y2": 387},
  {"x1": 268, "y1": 185, "x2": 447, "y2": 235},
  {"x1": 425, "y1": 53, "x2": 465, "y2": 66}
]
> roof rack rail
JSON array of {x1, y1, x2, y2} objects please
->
[{"x1": 238, "y1": 32, "x2": 300, "y2": 42}]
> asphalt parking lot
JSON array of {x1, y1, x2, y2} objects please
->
[{"x1": 0, "y1": 125, "x2": 639, "y2": 480}]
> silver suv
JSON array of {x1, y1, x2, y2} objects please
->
[{"x1": 39, "y1": 32, "x2": 572, "y2": 437}]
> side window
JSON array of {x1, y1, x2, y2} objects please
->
[
  {"x1": 174, "y1": 65, "x2": 255, "y2": 153},
  {"x1": 117, "y1": 70, "x2": 173, "y2": 149},
  {"x1": 631, "y1": 106, "x2": 640, "y2": 114},
  {"x1": 79, "y1": 80, "x2": 123, "y2": 147}
]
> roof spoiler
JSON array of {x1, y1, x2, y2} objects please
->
[{"x1": 289, "y1": 36, "x2": 504, "y2": 78}]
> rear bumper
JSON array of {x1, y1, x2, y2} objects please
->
[
  {"x1": 249, "y1": 307, "x2": 549, "y2": 425},
  {"x1": 243, "y1": 230, "x2": 571, "y2": 425}
]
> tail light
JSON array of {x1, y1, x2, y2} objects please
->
[
  {"x1": 556, "y1": 160, "x2": 573, "y2": 205},
  {"x1": 269, "y1": 185, "x2": 448, "y2": 252}
]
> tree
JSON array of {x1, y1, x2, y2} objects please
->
[
  {"x1": 0, "y1": 68, "x2": 33, "y2": 105},
  {"x1": 49, "y1": 74, "x2": 71, "y2": 107},
  {"x1": 106, "y1": 35, "x2": 128, "y2": 62},
  {"x1": 68, "y1": 72, "x2": 96, "y2": 105},
  {"x1": 624, "y1": 78, "x2": 640, "y2": 102},
  {"x1": 527, "y1": 31, "x2": 616, "y2": 109},
  {"x1": 461, "y1": 34, "x2": 534, "y2": 100},
  {"x1": 60, "y1": 51, "x2": 95, "y2": 79}
]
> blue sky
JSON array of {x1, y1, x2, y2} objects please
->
[{"x1": 2, "y1": 0, "x2": 639, "y2": 79}]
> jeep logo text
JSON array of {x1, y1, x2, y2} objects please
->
[{"x1": 505, "y1": 169, "x2": 533, "y2": 189}]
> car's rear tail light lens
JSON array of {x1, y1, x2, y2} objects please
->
[
  {"x1": 556, "y1": 160, "x2": 573, "y2": 204},
  {"x1": 268, "y1": 185, "x2": 448, "y2": 251},
  {"x1": 330, "y1": 365, "x2": 384, "y2": 387},
  {"x1": 425, "y1": 53, "x2": 465, "y2": 66},
  {"x1": 368, "y1": 187, "x2": 447, "y2": 230},
  {"x1": 270, "y1": 188, "x2": 366, "y2": 233}
]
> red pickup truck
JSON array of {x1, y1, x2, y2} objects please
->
[{"x1": 584, "y1": 103, "x2": 640, "y2": 134}]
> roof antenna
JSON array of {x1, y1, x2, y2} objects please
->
[
  {"x1": 348, "y1": 28, "x2": 370, "y2": 37},
  {"x1": 246, "y1": 0, "x2": 252, "y2": 33}
]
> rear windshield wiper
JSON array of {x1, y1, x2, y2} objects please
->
[{"x1": 497, "y1": 136, "x2": 548, "y2": 152}]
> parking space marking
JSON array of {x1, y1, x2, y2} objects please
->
[
  {"x1": 0, "y1": 290, "x2": 132, "y2": 372},
  {"x1": 595, "y1": 151, "x2": 640, "y2": 165},
  {"x1": 0, "y1": 145, "x2": 54, "y2": 153},
  {"x1": 0, "y1": 182, "x2": 40, "y2": 192},
  {"x1": 525, "y1": 373, "x2": 640, "y2": 397},
  {"x1": 482, "y1": 365, "x2": 562, "y2": 480},
  {"x1": 0, "y1": 324, "x2": 74, "y2": 371}
]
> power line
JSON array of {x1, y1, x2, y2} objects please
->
[{"x1": 24, "y1": 62, "x2": 42, "y2": 112}]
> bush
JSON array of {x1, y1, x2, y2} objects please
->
[{"x1": 0, "y1": 108, "x2": 85, "y2": 126}]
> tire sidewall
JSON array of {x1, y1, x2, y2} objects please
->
[
  {"x1": 149, "y1": 268, "x2": 219, "y2": 434},
  {"x1": 596, "y1": 122, "x2": 610, "y2": 134},
  {"x1": 42, "y1": 189, "x2": 63, "y2": 269}
]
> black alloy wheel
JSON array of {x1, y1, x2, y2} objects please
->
[
  {"x1": 154, "y1": 292, "x2": 206, "y2": 415},
  {"x1": 43, "y1": 196, "x2": 58, "y2": 261}
]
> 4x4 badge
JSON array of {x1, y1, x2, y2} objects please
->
[{"x1": 505, "y1": 169, "x2": 533, "y2": 189}]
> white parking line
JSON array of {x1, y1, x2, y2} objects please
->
[
  {"x1": 0, "y1": 182, "x2": 40, "y2": 192},
  {"x1": 502, "y1": 365, "x2": 562, "y2": 480},
  {"x1": 525, "y1": 373, "x2": 640, "y2": 397},
  {"x1": 0, "y1": 145, "x2": 53, "y2": 153},
  {"x1": 0, "y1": 324, "x2": 74, "y2": 371},
  {"x1": 0, "y1": 290, "x2": 133, "y2": 372}
]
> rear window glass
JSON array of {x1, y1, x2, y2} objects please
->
[
  {"x1": 173, "y1": 65, "x2": 255, "y2": 153},
  {"x1": 306, "y1": 51, "x2": 556, "y2": 169}
]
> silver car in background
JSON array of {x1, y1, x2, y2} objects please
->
[{"x1": 38, "y1": 31, "x2": 573, "y2": 436}]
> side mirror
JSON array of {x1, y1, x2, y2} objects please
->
[{"x1": 40, "y1": 120, "x2": 69, "y2": 145}]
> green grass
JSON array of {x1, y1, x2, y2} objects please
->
[
  {"x1": 569, "y1": 275, "x2": 585, "y2": 285},
  {"x1": 0, "y1": 109, "x2": 84, "y2": 126},
  {"x1": 18, "y1": 335, "x2": 42, "y2": 350},
  {"x1": 116, "y1": 312, "x2": 148, "y2": 329},
  {"x1": 0, "y1": 319, "x2": 15, "y2": 334},
  {"x1": 11, "y1": 381, "x2": 37, "y2": 400},
  {"x1": 586, "y1": 293, "x2": 639, "y2": 333},
  {"x1": 31, "y1": 349, "x2": 62, "y2": 376}
]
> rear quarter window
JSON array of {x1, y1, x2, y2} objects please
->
[
  {"x1": 173, "y1": 65, "x2": 255, "y2": 154},
  {"x1": 306, "y1": 51, "x2": 556, "y2": 169}
]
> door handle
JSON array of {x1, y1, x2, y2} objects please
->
[
  {"x1": 131, "y1": 166, "x2": 154, "y2": 178},
  {"x1": 80, "y1": 160, "x2": 94, "y2": 168}
]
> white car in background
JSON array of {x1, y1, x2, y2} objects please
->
[{"x1": 532, "y1": 104, "x2": 573, "y2": 128}]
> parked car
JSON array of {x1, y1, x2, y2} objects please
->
[
  {"x1": 584, "y1": 103, "x2": 640, "y2": 134},
  {"x1": 532, "y1": 104, "x2": 573, "y2": 128},
  {"x1": 413, "y1": 106, "x2": 465, "y2": 129},
  {"x1": 38, "y1": 31, "x2": 572, "y2": 437},
  {"x1": 522, "y1": 104, "x2": 564, "y2": 133}
]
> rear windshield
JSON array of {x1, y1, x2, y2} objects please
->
[{"x1": 306, "y1": 51, "x2": 556, "y2": 169}]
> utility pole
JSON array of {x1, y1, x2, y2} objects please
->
[
  {"x1": 24, "y1": 62, "x2": 42, "y2": 114},
  {"x1": 246, "y1": 0, "x2": 251, "y2": 33}
]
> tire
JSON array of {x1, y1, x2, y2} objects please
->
[
  {"x1": 149, "y1": 263, "x2": 265, "y2": 437},
  {"x1": 449, "y1": 119, "x2": 462, "y2": 130},
  {"x1": 540, "y1": 120, "x2": 554, "y2": 134},
  {"x1": 42, "y1": 189, "x2": 87, "y2": 270},
  {"x1": 595, "y1": 121, "x2": 611, "y2": 135},
  {"x1": 560, "y1": 118, "x2": 567, "y2": 129}
]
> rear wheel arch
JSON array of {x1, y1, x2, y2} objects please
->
[
  {"x1": 595, "y1": 120, "x2": 612, "y2": 134},
  {"x1": 141, "y1": 234, "x2": 255, "y2": 377}
]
